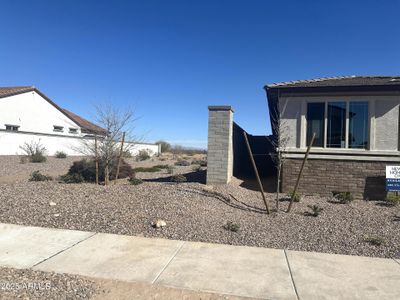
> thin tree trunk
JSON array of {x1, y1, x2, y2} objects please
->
[
  {"x1": 276, "y1": 162, "x2": 281, "y2": 210},
  {"x1": 114, "y1": 132, "x2": 126, "y2": 184},
  {"x1": 104, "y1": 163, "x2": 109, "y2": 186},
  {"x1": 95, "y1": 135, "x2": 99, "y2": 185}
]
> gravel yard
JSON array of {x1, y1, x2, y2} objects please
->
[
  {"x1": 0, "y1": 267, "x2": 97, "y2": 299},
  {"x1": 0, "y1": 175, "x2": 399, "y2": 258}
]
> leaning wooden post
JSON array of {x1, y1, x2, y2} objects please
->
[
  {"x1": 243, "y1": 131, "x2": 270, "y2": 214},
  {"x1": 94, "y1": 135, "x2": 99, "y2": 185},
  {"x1": 286, "y1": 132, "x2": 316, "y2": 213},
  {"x1": 114, "y1": 132, "x2": 126, "y2": 184}
]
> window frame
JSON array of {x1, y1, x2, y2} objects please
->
[
  {"x1": 306, "y1": 99, "x2": 369, "y2": 149},
  {"x1": 53, "y1": 125, "x2": 64, "y2": 132},
  {"x1": 69, "y1": 128, "x2": 78, "y2": 134}
]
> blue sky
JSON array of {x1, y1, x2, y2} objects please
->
[{"x1": 1, "y1": 0, "x2": 399, "y2": 148}]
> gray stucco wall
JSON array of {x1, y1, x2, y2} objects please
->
[
  {"x1": 279, "y1": 99, "x2": 301, "y2": 148},
  {"x1": 375, "y1": 99, "x2": 399, "y2": 151}
]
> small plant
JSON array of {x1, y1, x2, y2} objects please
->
[
  {"x1": 191, "y1": 159, "x2": 207, "y2": 166},
  {"x1": 29, "y1": 170, "x2": 52, "y2": 182},
  {"x1": 290, "y1": 191, "x2": 301, "y2": 202},
  {"x1": 133, "y1": 167, "x2": 161, "y2": 173},
  {"x1": 306, "y1": 205, "x2": 323, "y2": 217},
  {"x1": 122, "y1": 149, "x2": 132, "y2": 158},
  {"x1": 19, "y1": 156, "x2": 27, "y2": 164},
  {"x1": 59, "y1": 173, "x2": 84, "y2": 183},
  {"x1": 55, "y1": 151, "x2": 67, "y2": 159},
  {"x1": 20, "y1": 140, "x2": 47, "y2": 163},
  {"x1": 223, "y1": 221, "x2": 240, "y2": 232},
  {"x1": 385, "y1": 194, "x2": 400, "y2": 206},
  {"x1": 364, "y1": 236, "x2": 384, "y2": 246},
  {"x1": 167, "y1": 165, "x2": 174, "y2": 174},
  {"x1": 136, "y1": 150, "x2": 150, "y2": 161},
  {"x1": 192, "y1": 165, "x2": 202, "y2": 172},
  {"x1": 171, "y1": 174, "x2": 187, "y2": 183},
  {"x1": 128, "y1": 177, "x2": 143, "y2": 185},
  {"x1": 153, "y1": 164, "x2": 170, "y2": 169},
  {"x1": 175, "y1": 159, "x2": 190, "y2": 166},
  {"x1": 332, "y1": 191, "x2": 353, "y2": 204}
]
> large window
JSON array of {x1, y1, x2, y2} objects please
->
[{"x1": 306, "y1": 101, "x2": 369, "y2": 149}]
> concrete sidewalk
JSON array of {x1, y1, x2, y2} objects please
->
[{"x1": 0, "y1": 223, "x2": 399, "y2": 299}]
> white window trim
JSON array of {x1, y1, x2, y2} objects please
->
[{"x1": 53, "y1": 125, "x2": 64, "y2": 132}]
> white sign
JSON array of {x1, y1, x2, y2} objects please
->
[{"x1": 386, "y1": 166, "x2": 400, "y2": 179}]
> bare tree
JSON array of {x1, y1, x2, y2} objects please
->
[
  {"x1": 78, "y1": 103, "x2": 139, "y2": 185},
  {"x1": 270, "y1": 103, "x2": 291, "y2": 211}
]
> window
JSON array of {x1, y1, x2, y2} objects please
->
[
  {"x1": 5, "y1": 124, "x2": 19, "y2": 131},
  {"x1": 307, "y1": 103, "x2": 325, "y2": 147},
  {"x1": 306, "y1": 101, "x2": 369, "y2": 149},
  {"x1": 349, "y1": 102, "x2": 369, "y2": 149},
  {"x1": 327, "y1": 102, "x2": 346, "y2": 148},
  {"x1": 53, "y1": 125, "x2": 64, "y2": 132},
  {"x1": 69, "y1": 128, "x2": 78, "y2": 134}
]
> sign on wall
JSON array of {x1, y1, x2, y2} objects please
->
[{"x1": 386, "y1": 166, "x2": 400, "y2": 191}]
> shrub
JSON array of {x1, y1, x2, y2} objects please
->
[
  {"x1": 128, "y1": 177, "x2": 143, "y2": 185},
  {"x1": 385, "y1": 194, "x2": 400, "y2": 206},
  {"x1": 223, "y1": 221, "x2": 240, "y2": 232},
  {"x1": 136, "y1": 150, "x2": 150, "y2": 161},
  {"x1": 290, "y1": 191, "x2": 301, "y2": 202},
  {"x1": 191, "y1": 159, "x2": 207, "y2": 167},
  {"x1": 122, "y1": 149, "x2": 132, "y2": 158},
  {"x1": 19, "y1": 156, "x2": 27, "y2": 164},
  {"x1": 155, "y1": 140, "x2": 171, "y2": 153},
  {"x1": 364, "y1": 236, "x2": 384, "y2": 246},
  {"x1": 64, "y1": 158, "x2": 134, "y2": 183},
  {"x1": 307, "y1": 205, "x2": 323, "y2": 217},
  {"x1": 59, "y1": 173, "x2": 84, "y2": 183},
  {"x1": 55, "y1": 151, "x2": 67, "y2": 159},
  {"x1": 332, "y1": 191, "x2": 353, "y2": 204},
  {"x1": 29, "y1": 170, "x2": 52, "y2": 182},
  {"x1": 175, "y1": 160, "x2": 190, "y2": 166},
  {"x1": 192, "y1": 165, "x2": 202, "y2": 172},
  {"x1": 20, "y1": 140, "x2": 47, "y2": 163},
  {"x1": 133, "y1": 166, "x2": 161, "y2": 173},
  {"x1": 171, "y1": 174, "x2": 187, "y2": 183},
  {"x1": 153, "y1": 164, "x2": 170, "y2": 169}
]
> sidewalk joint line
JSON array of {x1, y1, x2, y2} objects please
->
[
  {"x1": 152, "y1": 241, "x2": 185, "y2": 284},
  {"x1": 31, "y1": 232, "x2": 97, "y2": 269},
  {"x1": 284, "y1": 249, "x2": 300, "y2": 300}
]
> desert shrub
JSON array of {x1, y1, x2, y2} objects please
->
[
  {"x1": 64, "y1": 158, "x2": 134, "y2": 183},
  {"x1": 122, "y1": 149, "x2": 132, "y2": 158},
  {"x1": 55, "y1": 151, "x2": 67, "y2": 159},
  {"x1": 385, "y1": 194, "x2": 400, "y2": 206},
  {"x1": 153, "y1": 164, "x2": 170, "y2": 169},
  {"x1": 364, "y1": 236, "x2": 384, "y2": 246},
  {"x1": 59, "y1": 173, "x2": 84, "y2": 183},
  {"x1": 192, "y1": 165, "x2": 202, "y2": 172},
  {"x1": 19, "y1": 156, "x2": 27, "y2": 164},
  {"x1": 136, "y1": 150, "x2": 150, "y2": 161},
  {"x1": 290, "y1": 191, "x2": 301, "y2": 202},
  {"x1": 191, "y1": 159, "x2": 207, "y2": 166},
  {"x1": 128, "y1": 177, "x2": 143, "y2": 185},
  {"x1": 306, "y1": 205, "x2": 323, "y2": 217},
  {"x1": 223, "y1": 221, "x2": 240, "y2": 232},
  {"x1": 175, "y1": 159, "x2": 190, "y2": 166},
  {"x1": 171, "y1": 174, "x2": 187, "y2": 183},
  {"x1": 20, "y1": 140, "x2": 47, "y2": 163},
  {"x1": 29, "y1": 170, "x2": 52, "y2": 182},
  {"x1": 332, "y1": 191, "x2": 353, "y2": 204},
  {"x1": 133, "y1": 166, "x2": 161, "y2": 173},
  {"x1": 155, "y1": 140, "x2": 171, "y2": 153}
]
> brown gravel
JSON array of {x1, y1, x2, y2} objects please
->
[
  {"x1": 0, "y1": 175, "x2": 399, "y2": 259},
  {"x1": 0, "y1": 267, "x2": 97, "y2": 299}
]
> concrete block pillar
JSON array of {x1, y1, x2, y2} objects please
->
[{"x1": 207, "y1": 106, "x2": 234, "y2": 184}]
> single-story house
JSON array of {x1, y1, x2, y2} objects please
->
[
  {"x1": 0, "y1": 86, "x2": 160, "y2": 156},
  {"x1": 265, "y1": 76, "x2": 400, "y2": 200}
]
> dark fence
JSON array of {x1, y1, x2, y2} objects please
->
[{"x1": 233, "y1": 122, "x2": 276, "y2": 178}]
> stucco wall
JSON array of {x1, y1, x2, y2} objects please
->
[
  {"x1": 279, "y1": 98, "x2": 301, "y2": 148},
  {"x1": 375, "y1": 99, "x2": 399, "y2": 151},
  {"x1": 0, "y1": 131, "x2": 160, "y2": 156},
  {"x1": 0, "y1": 91, "x2": 82, "y2": 136}
]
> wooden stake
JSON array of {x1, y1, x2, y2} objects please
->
[
  {"x1": 286, "y1": 132, "x2": 316, "y2": 213},
  {"x1": 243, "y1": 131, "x2": 270, "y2": 214},
  {"x1": 94, "y1": 135, "x2": 99, "y2": 185},
  {"x1": 114, "y1": 132, "x2": 126, "y2": 184}
]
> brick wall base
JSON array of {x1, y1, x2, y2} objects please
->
[{"x1": 282, "y1": 158, "x2": 393, "y2": 200}]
